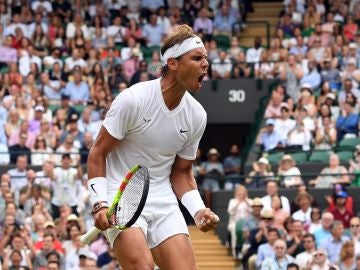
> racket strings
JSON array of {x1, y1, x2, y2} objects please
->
[{"x1": 114, "y1": 167, "x2": 148, "y2": 227}]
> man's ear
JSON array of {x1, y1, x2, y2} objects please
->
[{"x1": 167, "y1": 58, "x2": 178, "y2": 71}]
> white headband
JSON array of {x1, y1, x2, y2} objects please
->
[{"x1": 161, "y1": 36, "x2": 205, "y2": 66}]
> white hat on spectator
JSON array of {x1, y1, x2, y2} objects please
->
[
  {"x1": 300, "y1": 83, "x2": 313, "y2": 93},
  {"x1": 326, "y1": 93, "x2": 336, "y2": 100},
  {"x1": 258, "y1": 157, "x2": 269, "y2": 165},
  {"x1": 34, "y1": 105, "x2": 45, "y2": 112},
  {"x1": 67, "y1": 214, "x2": 79, "y2": 222},
  {"x1": 208, "y1": 148, "x2": 220, "y2": 156},
  {"x1": 349, "y1": 43, "x2": 357, "y2": 49},
  {"x1": 266, "y1": 118, "x2": 275, "y2": 126}
]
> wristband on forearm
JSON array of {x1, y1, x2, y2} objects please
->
[
  {"x1": 88, "y1": 177, "x2": 108, "y2": 206},
  {"x1": 181, "y1": 189, "x2": 206, "y2": 219}
]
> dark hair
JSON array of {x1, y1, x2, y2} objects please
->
[
  {"x1": 10, "y1": 249, "x2": 22, "y2": 259},
  {"x1": 46, "y1": 251, "x2": 61, "y2": 262},
  {"x1": 268, "y1": 227, "x2": 281, "y2": 238},
  {"x1": 62, "y1": 153, "x2": 71, "y2": 160},
  {"x1": 302, "y1": 233, "x2": 315, "y2": 242},
  {"x1": 287, "y1": 263, "x2": 299, "y2": 270}
]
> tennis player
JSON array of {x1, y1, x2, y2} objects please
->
[{"x1": 87, "y1": 24, "x2": 219, "y2": 269}]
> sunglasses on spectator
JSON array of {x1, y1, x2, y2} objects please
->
[
  {"x1": 302, "y1": 240, "x2": 313, "y2": 243},
  {"x1": 262, "y1": 217, "x2": 273, "y2": 221},
  {"x1": 314, "y1": 253, "x2": 325, "y2": 257},
  {"x1": 351, "y1": 224, "x2": 360, "y2": 228}
]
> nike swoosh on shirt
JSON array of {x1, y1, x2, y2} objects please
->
[{"x1": 90, "y1": 184, "x2": 97, "y2": 194}]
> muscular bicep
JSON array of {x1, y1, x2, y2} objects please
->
[
  {"x1": 170, "y1": 156, "x2": 197, "y2": 199},
  {"x1": 87, "y1": 126, "x2": 121, "y2": 178}
]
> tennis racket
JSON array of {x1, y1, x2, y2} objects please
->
[{"x1": 81, "y1": 164, "x2": 150, "y2": 245}]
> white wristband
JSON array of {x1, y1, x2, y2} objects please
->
[
  {"x1": 88, "y1": 177, "x2": 108, "y2": 206},
  {"x1": 181, "y1": 190, "x2": 206, "y2": 219}
]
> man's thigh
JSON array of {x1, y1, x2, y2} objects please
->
[
  {"x1": 151, "y1": 233, "x2": 197, "y2": 270},
  {"x1": 112, "y1": 227, "x2": 154, "y2": 270}
]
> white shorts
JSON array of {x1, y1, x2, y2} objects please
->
[{"x1": 105, "y1": 189, "x2": 189, "y2": 249}]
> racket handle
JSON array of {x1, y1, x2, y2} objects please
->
[{"x1": 80, "y1": 226, "x2": 102, "y2": 245}]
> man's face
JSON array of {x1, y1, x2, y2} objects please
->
[
  {"x1": 174, "y1": 47, "x2": 208, "y2": 92},
  {"x1": 313, "y1": 251, "x2": 327, "y2": 264},
  {"x1": 302, "y1": 236, "x2": 315, "y2": 251},
  {"x1": 266, "y1": 182, "x2": 277, "y2": 196},
  {"x1": 16, "y1": 156, "x2": 27, "y2": 170},
  {"x1": 332, "y1": 224, "x2": 344, "y2": 238},
  {"x1": 274, "y1": 240, "x2": 286, "y2": 258},
  {"x1": 350, "y1": 219, "x2": 360, "y2": 235},
  {"x1": 43, "y1": 236, "x2": 54, "y2": 250}
]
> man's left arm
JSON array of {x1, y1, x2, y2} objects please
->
[{"x1": 170, "y1": 156, "x2": 219, "y2": 232}]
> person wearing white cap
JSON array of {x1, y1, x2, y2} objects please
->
[
  {"x1": 256, "y1": 119, "x2": 285, "y2": 152},
  {"x1": 245, "y1": 157, "x2": 274, "y2": 188},
  {"x1": 87, "y1": 25, "x2": 219, "y2": 269},
  {"x1": 278, "y1": 155, "x2": 302, "y2": 188}
]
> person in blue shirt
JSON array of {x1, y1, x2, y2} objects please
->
[
  {"x1": 336, "y1": 101, "x2": 359, "y2": 141},
  {"x1": 64, "y1": 69, "x2": 90, "y2": 104},
  {"x1": 256, "y1": 119, "x2": 286, "y2": 152}
]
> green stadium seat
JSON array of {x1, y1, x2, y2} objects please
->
[
  {"x1": 267, "y1": 152, "x2": 284, "y2": 165},
  {"x1": 338, "y1": 137, "x2": 360, "y2": 150},
  {"x1": 290, "y1": 152, "x2": 308, "y2": 164},
  {"x1": 336, "y1": 150, "x2": 354, "y2": 163},
  {"x1": 213, "y1": 34, "x2": 231, "y2": 50},
  {"x1": 308, "y1": 151, "x2": 330, "y2": 163}
]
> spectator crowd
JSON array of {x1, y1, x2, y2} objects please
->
[{"x1": 2, "y1": 0, "x2": 360, "y2": 269}]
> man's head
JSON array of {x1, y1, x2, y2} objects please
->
[
  {"x1": 321, "y1": 212, "x2": 334, "y2": 230},
  {"x1": 61, "y1": 153, "x2": 72, "y2": 169},
  {"x1": 160, "y1": 25, "x2": 208, "y2": 92},
  {"x1": 18, "y1": 132, "x2": 28, "y2": 147},
  {"x1": 266, "y1": 180, "x2": 278, "y2": 197},
  {"x1": 265, "y1": 118, "x2": 275, "y2": 133},
  {"x1": 267, "y1": 227, "x2": 280, "y2": 244},
  {"x1": 350, "y1": 217, "x2": 360, "y2": 235},
  {"x1": 16, "y1": 155, "x2": 27, "y2": 171},
  {"x1": 302, "y1": 233, "x2": 316, "y2": 252},
  {"x1": 273, "y1": 239, "x2": 287, "y2": 259},
  {"x1": 43, "y1": 233, "x2": 55, "y2": 251},
  {"x1": 331, "y1": 221, "x2": 344, "y2": 239},
  {"x1": 313, "y1": 249, "x2": 328, "y2": 265},
  {"x1": 252, "y1": 197, "x2": 263, "y2": 216}
]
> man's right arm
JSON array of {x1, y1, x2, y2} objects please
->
[{"x1": 87, "y1": 126, "x2": 120, "y2": 230}]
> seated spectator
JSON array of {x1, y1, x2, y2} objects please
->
[
  {"x1": 261, "y1": 239, "x2": 295, "y2": 270},
  {"x1": 31, "y1": 135, "x2": 54, "y2": 166},
  {"x1": 308, "y1": 249, "x2": 339, "y2": 270},
  {"x1": 262, "y1": 180, "x2": 291, "y2": 213},
  {"x1": 200, "y1": 148, "x2": 224, "y2": 208},
  {"x1": 142, "y1": 14, "x2": 165, "y2": 47},
  {"x1": 213, "y1": 4, "x2": 236, "y2": 36},
  {"x1": 271, "y1": 195, "x2": 289, "y2": 230},
  {"x1": 326, "y1": 184, "x2": 354, "y2": 215},
  {"x1": 292, "y1": 193, "x2": 313, "y2": 227},
  {"x1": 300, "y1": 60, "x2": 321, "y2": 91},
  {"x1": 278, "y1": 155, "x2": 302, "y2": 188},
  {"x1": 227, "y1": 185, "x2": 252, "y2": 258},
  {"x1": 349, "y1": 217, "x2": 360, "y2": 255},
  {"x1": 295, "y1": 233, "x2": 316, "y2": 270},
  {"x1": 211, "y1": 50, "x2": 232, "y2": 79},
  {"x1": 254, "y1": 50, "x2": 276, "y2": 79},
  {"x1": 275, "y1": 105, "x2": 296, "y2": 143},
  {"x1": 8, "y1": 154, "x2": 29, "y2": 194},
  {"x1": 319, "y1": 221, "x2": 349, "y2": 264},
  {"x1": 338, "y1": 240, "x2": 356, "y2": 269},
  {"x1": 314, "y1": 116, "x2": 337, "y2": 150},
  {"x1": 8, "y1": 120, "x2": 36, "y2": 150},
  {"x1": 33, "y1": 233, "x2": 63, "y2": 269},
  {"x1": 58, "y1": 113, "x2": 84, "y2": 150},
  {"x1": 328, "y1": 191, "x2": 354, "y2": 229},
  {"x1": 309, "y1": 208, "x2": 322, "y2": 234},
  {"x1": 336, "y1": 101, "x2": 359, "y2": 141},
  {"x1": 256, "y1": 119, "x2": 285, "y2": 152},
  {"x1": 286, "y1": 118, "x2": 312, "y2": 151},
  {"x1": 227, "y1": 37, "x2": 243, "y2": 61},
  {"x1": 223, "y1": 144, "x2": 241, "y2": 190},
  {"x1": 245, "y1": 157, "x2": 274, "y2": 188},
  {"x1": 309, "y1": 154, "x2": 350, "y2": 188},
  {"x1": 256, "y1": 228, "x2": 280, "y2": 269},
  {"x1": 64, "y1": 48, "x2": 87, "y2": 74},
  {"x1": 314, "y1": 212, "x2": 335, "y2": 247},
  {"x1": 246, "y1": 36, "x2": 263, "y2": 64},
  {"x1": 55, "y1": 135, "x2": 80, "y2": 167},
  {"x1": 63, "y1": 70, "x2": 90, "y2": 104},
  {"x1": 193, "y1": 7, "x2": 213, "y2": 39},
  {"x1": 287, "y1": 219, "x2": 306, "y2": 257},
  {"x1": 264, "y1": 91, "x2": 289, "y2": 119},
  {"x1": 79, "y1": 132, "x2": 93, "y2": 165},
  {"x1": 320, "y1": 58, "x2": 341, "y2": 91}
]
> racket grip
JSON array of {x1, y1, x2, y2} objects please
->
[{"x1": 80, "y1": 226, "x2": 102, "y2": 245}]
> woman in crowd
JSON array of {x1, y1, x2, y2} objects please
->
[
  {"x1": 278, "y1": 154, "x2": 303, "y2": 188},
  {"x1": 227, "y1": 185, "x2": 252, "y2": 258},
  {"x1": 338, "y1": 240, "x2": 356, "y2": 270},
  {"x1": 31, "y1": 135, "x2": 54, "y2": 166}
]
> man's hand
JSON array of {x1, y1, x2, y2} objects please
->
[
  {"x1": 194, "y1": 208, "x2": 220, "y2": 232},
  {"x1": 94, "y1": 208, "x2": 111, "y2": 231}
]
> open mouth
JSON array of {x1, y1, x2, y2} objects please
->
[{"x1": 198, "y1": 73, "x2": 206, "y2": 83}]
